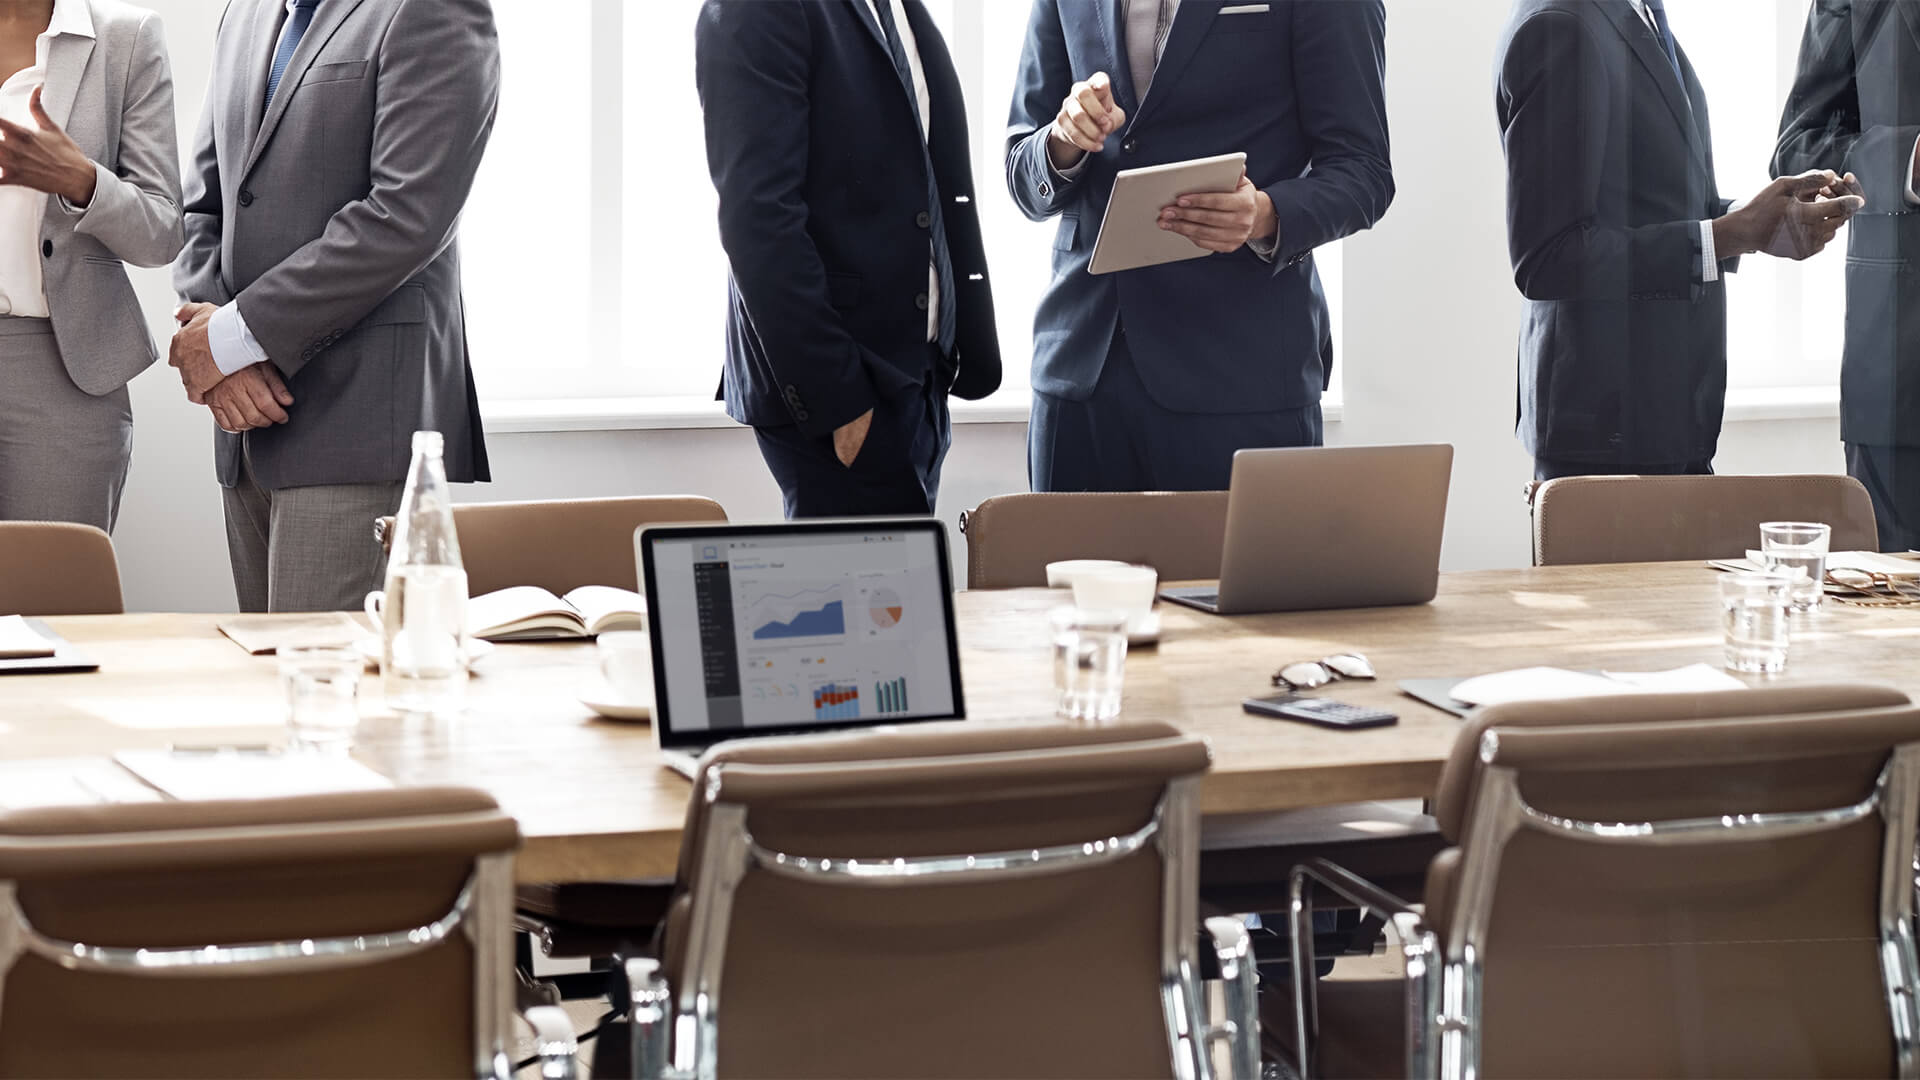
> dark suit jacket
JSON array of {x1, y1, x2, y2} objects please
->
[
  {"x1": 1775, "y1": 0, "x2": 1920, "y2": 449},
  {"x1": 1004, "y1": 0, "x2": 1392, "y2": 414},
  {"x1": 694, "y1": 0, "x2": 1000, "y2": 439},
  {"x1": 1496, "y1": 0, "x2": 1736, "y2": 465}
]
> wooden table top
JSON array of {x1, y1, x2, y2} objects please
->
[{"x1": 15, "y1": 561, "x2": 1920, "y2": 882}]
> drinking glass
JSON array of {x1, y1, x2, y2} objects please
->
[
  {"x1": 1759, "y1": 521, "x2": 1831, "y2": 613},
  {"x1": 280, "y1": 645, "x2": 364, "y2": 751},
  {"x1": 1052, "y1": 607, "x2": 1128, "y2": 723},
  {"x1": 1718, "y1": 571, "x2": 1794, "y2": 674}
]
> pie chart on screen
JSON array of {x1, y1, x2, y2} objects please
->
[{"x1": 869, "y1": 588, "x2": 904, "y2": 630}]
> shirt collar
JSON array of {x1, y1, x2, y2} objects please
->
[{"x1": 45, "y1": 0, "x2": 96, "y2": 41}]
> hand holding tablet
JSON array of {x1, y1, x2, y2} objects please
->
[{"x1": 1088, "y1": 152, "x2": 1251, "y2": 275}]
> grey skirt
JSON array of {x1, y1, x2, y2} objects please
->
[{"x1": 0, "y1": 317, "x2": 134, "y2": 533}]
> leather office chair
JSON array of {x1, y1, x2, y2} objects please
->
[
  {"x1": 959, "y1": 491, "x2": 1230, "y2": 589},
  {"x1": 622, "y1": 721, "x2": 1261, "y2": 1080},
  {"x1": 1529, "y1": 474, "x2": 1879, "y2": 566},
  {"x1": 1279, "y1": 684, "x2": 1920, "y2": 1079},
  {"x1": 0, "y1": 786, "x2": 578, "y2": 1079},
  {"x1": 0, "y1": 521, "x2": 123, "y2": 615},
  {"x1": 376, "y1": 495, "x2": 728, "y2": 595}
]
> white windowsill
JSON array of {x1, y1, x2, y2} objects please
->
[{"x1": 480, "y1": 387, "x2": 1829, "y2": 435}]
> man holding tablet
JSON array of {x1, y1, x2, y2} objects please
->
[{"x1": 1005, "y1": 0, "x2": 1393, "y2": 493}]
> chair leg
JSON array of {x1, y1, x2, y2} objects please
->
[
  {"x1": 626, "y1": 956, "x2": 673, "y2": 1080},
  {"x1": 522, "y1": 1005, "x2": 579, "y2": 1080},
  {"x1": 1205, "y1": 915, "x2": 1263, "y2": 1080}
]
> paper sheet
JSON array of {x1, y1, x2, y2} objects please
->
[
  {"x1": 1451, "y1": 664, "x2": 1744, "y2": 707},
  {"x1": 113, "y1": 750, "x2": 394, "y2": 801}
]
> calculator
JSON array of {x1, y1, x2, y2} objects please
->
[{"x1": 1242, "y1": 693, "x2": 1399, "y2": 730}]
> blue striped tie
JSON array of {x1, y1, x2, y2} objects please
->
[
  {"x1": 1642, "y1": 0, "x2": 1685, "y2": 87},
  {"x1": 264, "y1": 0, "x2": 320, "y2": 108},
  {"x1": 870, "y1": 0, "x2": 958, "y2": 357}
]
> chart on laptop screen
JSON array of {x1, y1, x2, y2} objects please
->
[{"x1": 650, "y1": 529, "x2": 957, "y2": 733}]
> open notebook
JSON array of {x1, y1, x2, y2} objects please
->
[{"x1": 468, "y1": 585, "x2": 647, "y2": 641}]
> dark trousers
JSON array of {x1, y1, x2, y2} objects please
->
[
  {"x1": 1030, "y1": 329, "x2": 1324, "y2": 493},
  {"x1": 754, "y1": 373, "x2": 951, "y2": 519},
  {"x1": 1532, "y1": 457, "x2": 1714, "y2": 483},
  {"x1": 1846, "y1": 443, "x2": 1920, "y2": 552}
]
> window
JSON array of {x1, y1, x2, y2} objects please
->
[{"x1": 461, "y1": 0, "x2": 1344, "y2": 412}]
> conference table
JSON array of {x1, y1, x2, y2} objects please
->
[{"x1": 11, "y1": 561, "x2": 1920, "y2": 883}]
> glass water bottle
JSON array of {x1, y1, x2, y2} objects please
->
[{"x1": 382, "y1": 431, "x2": 469, "y2": 715}]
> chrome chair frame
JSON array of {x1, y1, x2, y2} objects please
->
[
  {"x1": 0, "y1": 839, "x2": 576, "y2": 1080},
  {"x1": 626, "y1": 772, "x2": 1259, "y2": 1080},
  {"x1": 1287, "y1": 740, "x2": 1920, "y2": 1080}
]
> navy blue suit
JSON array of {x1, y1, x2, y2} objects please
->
[
  {"x1": 695, "y1": 0, "x2": 1000, "y2": 518},
  {"x1": 1006, "y1": 0, "x2": 1392, "y2": 492}
]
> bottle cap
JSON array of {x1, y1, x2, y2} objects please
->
[{"x1": 411, "y1": 430, "x2": 445, "y2": 455}]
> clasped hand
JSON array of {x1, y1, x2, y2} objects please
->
[{"x1": 170, "y1": 303, "x2": 294, "y2": 434}]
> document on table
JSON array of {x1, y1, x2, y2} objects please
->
[
  {"x1": 1448, "y1": 664, "x2": 1744, "y2": 707},
  {"x1": 1710, "y1": 551, "x2": 1920, "y2": 577},
  {"x1": 0, "y1": 758, "x2": 164, "y2": 810},
  {"x1": 113, "y1": 749, "x2": 394, "y2": 801},
  {"x1": 217, "y1": 612, "x2": 365, "y2": 655}
]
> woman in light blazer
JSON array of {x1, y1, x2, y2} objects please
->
[{"x1": 0, "y1": 0, "x2": 182, "y2": 532}]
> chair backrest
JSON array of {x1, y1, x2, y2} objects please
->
[
  {"x1": 662, "y1": 721, "x2": 1216, "y2": 1079},
  {"x1": 430, "y1": 496, "x2": 727, "y2": 595},
  {"x1": 960, "y1": 491, "x2": 1230, "y2": 589},
  {"x1": 0, "y1": 787, "x2": 521, "y2": 1078},
  {"x1": 0, "y1": 522, "x2": 123, "y2": 616},
  {"x1": 1425, "y1": 685, "x2": 1920, "y2": 1078},
  {"x1": 1529, "y1": 474, "x2": 1879, "y2": 565}
]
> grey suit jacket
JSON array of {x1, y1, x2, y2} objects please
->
[
  {"x1": 38, "y1": 0, "x2": 184, "y2": 396},
  {"x1": 172, "y1": 0, "x2": 500, "y2": 490}
]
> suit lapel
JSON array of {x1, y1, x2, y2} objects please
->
[
  {"x1": 240, "y1": 0, "x2": 281, "y2": 150},
  {"x1": 1096, "y1": 0, "x2": 1139, "y2": 112},
  {"x1": 846, "y1": 0, "x2": 889, "y2": 56},
  {"x1": 1599, "y1": 2, "x2": 1706, "y2": 173},
  {"x1": 38, "y1": 34, "x2": 92, "y2": 132},
  {"x1": 1898, "y1": 0, "x2": 1920, "y2": 60},
  {"x1": 243, "y1": 0, "x2": 368, "y2": 177},
  {"x1": 1131, "y1": 0, "x2": 1219, "y2": 128}
]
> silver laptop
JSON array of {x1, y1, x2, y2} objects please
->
[
  {"x1": 1159, "y1": 444, "x2": 1454, "y2": 615},
  {"x1": 637, "y1": 519, "x2": 967, "y2": 779}
]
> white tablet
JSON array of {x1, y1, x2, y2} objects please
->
[{"x1": 1087, "y1": 152, "x2": 1248, "y2": 275}]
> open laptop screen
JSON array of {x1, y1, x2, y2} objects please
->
[{"x1": 640, "y1": 520, "x2": 965, "y2": 748}]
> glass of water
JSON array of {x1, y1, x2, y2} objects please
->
[
  {"x1": 280, "y1": 645, "x2": 364, "y2": 751},
  {"x1": 1052, "y1": 607, "x2": 1128, "y2": 724},
  {"x1": 1759, "y1": 521, "x2": 1831, "y2": 613},
  {"x1": 1719, "y1": 571, "x2": 1795, "y2": 674}
]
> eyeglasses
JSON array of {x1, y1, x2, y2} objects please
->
[
  {"x1": 1272, "y1": 652, "x2": 1376, "y2": 691},
  {"x1": 1826, "y1": 569, "x2": 1920, "y2": 608}
]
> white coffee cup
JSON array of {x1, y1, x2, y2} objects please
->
[
  {"x1": 1072, "y1": 565, "x2": 1158, "y2": 632},
  {"x1": 363, "y1": 590, "x2": 387, "y2": 632},
  {"x1": 598, "y1": 631, "x2": 655, "y2": 706},
  {"x1": 1046, "y1": 559, "x2": 1132, "y2": 590}
]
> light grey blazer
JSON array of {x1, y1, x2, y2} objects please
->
[
  {"x1": 172, "y1": 0, "x2": 500, "y2": 491},
  {"x1": 36, "y1": 0, "x2": 184, "y2": 396}
]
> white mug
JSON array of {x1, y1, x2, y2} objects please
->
[
  {"x1": 364, "y1": 590, "x2": 387, "y2": 632},
  {"x1": 1046, "y1": 559, "x2": 1131, "y2": 590},
  {"x1": 1072, "y1": 566, "x2": 1158, "y2": 632},
  {"x1": 598, "y1": 631, "x2": 655, "y2": 706}
]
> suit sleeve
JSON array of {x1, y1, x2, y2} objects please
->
[
  {"x1": 1773, "y1": 0, "x2": 1919, "y2": 214},
  {"x1": 695, "y1": 2, "x2": 878, "y2": 436},
  {"x1": 1004, "y1": 0, "x2": 1080, "y2": 222},
  {"x1": 232, "y1": 0, "x2": 500, "y2": 378},
  {"x1": 60, "y1": 13, "x2": 182, "y2": 268},
  {"x1": 172, "y1": 9, "x2": 232, "y2": 306},
  {"x1": 1500, "y1": 10, "x2": 1698, "y2": 302},
  {"x1": 1265, "y1": 0, "x2": 1394, "y2": 268}
]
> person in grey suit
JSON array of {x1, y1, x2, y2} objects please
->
[
  {"x1": 0, "y1": 0, "x2": 182, "y2": 532},
  {"x1": 169, "y1": 0, "x2": 499, "y2": 614}
]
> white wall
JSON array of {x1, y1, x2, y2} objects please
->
[{"x1": 110, "y1": 0, "x2": 1850, "y2": 613}]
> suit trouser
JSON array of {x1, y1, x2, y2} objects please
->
[
  {"x1": 1846, "y1": 443, "x2": 1920, "y2": 552},
  {"x1": 0, "y1": 318, "x2": 133, "y2": 533},
  {"x1": 1531, "y1": 457, "x2": 1714, "y2": 483},
  {"x1": 222, "y1": 444, "x2": 403, "y2": 613},
  {"x1": 753, "y1": 353, "x2": 952, "y2": 519},
  {"x1": 1029, "y1": 328, "x2": 1323, "y2": 493}
]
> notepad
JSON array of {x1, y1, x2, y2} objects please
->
[
  {"x1": 217, "y1": 612, "x2": 365, "y2": 655},
  {"x1": 468, "y1": 585, "x2": 647, "y2": 641},
  {"x1": 1450, "y1": 664, "x2": 1743, "y2": 707},
  {"x1": 0, "y1": 614, "x2": 56, "y2": 660},
  {"x1": 0, "y1": 758, "x2": 165, "y2": 810},
  {"x1": 113, "y1": 749, "x2": 394, "y2": 802}
]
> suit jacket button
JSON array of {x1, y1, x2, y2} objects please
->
[
  {"x1": 915, "y1": 211, "x2": 931, "y2": 229},
  {"x1": 1122, "y1": 137, "x2": 1138, "y2": 153},
  {"x1": 915, "y1": 292, "x2": 930, "y2": 311},
  {"x1": 1039, "y1": 181, "x2": 1052, "y2": 197},
  {"x1": 795, "y1": 409, "x2": 810, "y2": 422},
  {"x1": 238, "y1": 190, "x2": 255, "y2": 207},
  {"x1": 40, "y1": 240, "x2": 51, "y2": 258}
]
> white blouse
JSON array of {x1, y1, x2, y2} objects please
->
[{"x1": 0, "y1": 0, "x2": 88, "y2": 319}]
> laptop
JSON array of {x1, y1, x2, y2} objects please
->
[
  {"x1": 1159, "y1": 444, "x2": 1454, "y2": 615},
  {"x1": 637, "y1": 519, "x2": 967, "y2": 779}
]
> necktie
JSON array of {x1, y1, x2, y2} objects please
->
[
  {"x1": 870, "y1": 0, "x2": 957, "y2": 356},
  {"x1": 1126, "y1": 0, "x2": 1173, "y2": 99},
  {"x1": 264, "y1": 0, "x2": 320, "y2": 108},
  {"x1": 1641, "y1": 0, "x2": 1685, "y2": 88}
]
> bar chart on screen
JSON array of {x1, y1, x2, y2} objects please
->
[
  {"x1": 812, "y1": 682, "x2": 861, "y2": 721},
  {"x1": 874, "y1": 676, "x2": 910, "y2": 714}
]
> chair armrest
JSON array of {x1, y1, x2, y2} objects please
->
[
  {"x1": 1203, "y1": 916, "x2": 1262, "y2": 1080},
  {"x1": 522, "y1": 1005, "x2": 579, "y2": 1080},
  {"x1": 626, "y1": 956, "x2": 673, "y2": 1080},
  {"x1": 1287, "y1": 859, "x2": 1434, "y2": 1080}
]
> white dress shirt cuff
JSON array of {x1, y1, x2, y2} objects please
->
[
  {"x1": 1907, "y1": 133, "x2": 1920, "y2": 206},
  {"x1": 1699, "y1": 220, "x2": 1719, "y2": 284},
  {"x1": 1247, "y1": 233, "x2": 1279, "y2": 263},
  {"x1": 208, "y1": 302, "x2": 269, "y2": 377}
]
